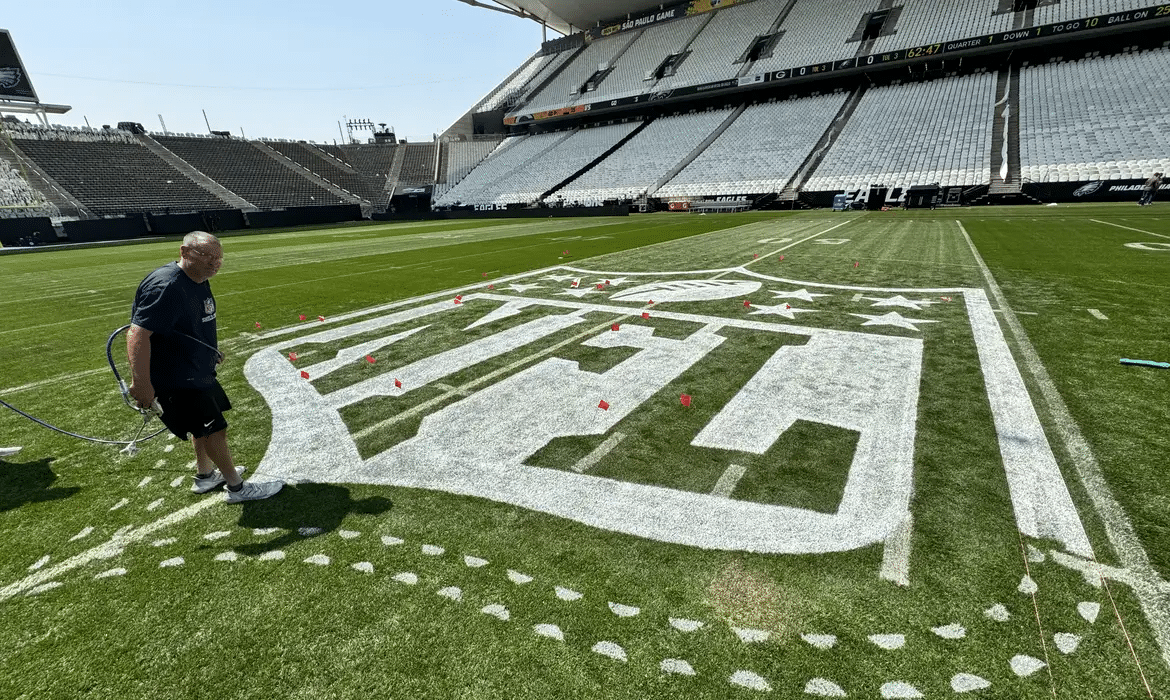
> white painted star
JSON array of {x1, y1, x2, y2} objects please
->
[
  {"x1": 748, "y1": 304, "x2": 817, "y2": 320},
  {"x1": 769, "y1": 288, "x2": 831, "y2": 303},
  {"x1": 861, "y1": 294, "x2": 939, "y2": 311},
  {"x1": 557, "y1": 288, "x2": 599, "y2": 298},
  {"x1": 851, "y1": 312, "x2": 937, "y2": 331},
  {"x1": 593, "y1": 277, "x2": 630, "y2": 287},
  {"x1": 505, "y1": 283, "x2": 542, "y2": 294},
  {"x1": 541, "y1": 274, "x2": 577, "y2": 283}
]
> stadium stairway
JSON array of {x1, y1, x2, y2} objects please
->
[
  {"x1": 135, "y1": 134, "x2": 255, "y2": 211},
  {"x1": 0, "y1": 141, "x2": 89, "y2": 219},
  {"x1": 987, "y1": 65, "x2": 1023, "y2": 195},
  {"x1": 646, "y1": 105, "x2": 746, "y2": 199},
  {"x1": 384, "y1": 146, "x2": 407, "y2": 198},
  {"x1": 252, "y1": 141, "x2": 366, "y2": 205},
  {"x1": 778, "y1": 84, "x2": 869, "y2": 201},
  {"x1": 541, "y1": 119, "x2": 653, "y2": 202}
]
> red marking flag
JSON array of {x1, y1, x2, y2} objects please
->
[
  {"x1": 647, "y1": 299, "x2": 655, "y2": 305},
  {"x1": 394, "y1": 378, "x2": 403, "y2": 389},
  {"x1": 779, "y1": 255, "x2": 784, "y2": 261},
  {"x1": 570, "y1": 280, "x2": 579, "y2": 288},
  {"x1": 598, "y1": 400, "x2": 609, "y2": 411},
  {"x1": 299, "y1": 314, "x2": 307, "y2": 321},
  {"x1": 940, "y1": 296, "x2": 952, "y2": 302},
  {"x1": 641, "y1": 312, "x2": 650, "y2": 319},
  {"x1": 563, "y1": 250, "x2": 570, "y2": 255},
  {"x1": 743, "y1": 300, "x2": 751, "y2": 308},
  {"x1": 300, "y1": 370, "x2": 310, "y2": 379},
  {"x1": 753, "y1": 253, "x2": 759, "y2": 259},
  {"x1": 854, "y1": 262, "x2": 859, "y2": 268},
  {"x1": 255, "y1": 322, "x2": 262, "y2": 328},
  {"x1": 318, "y1": 316, "x2": 326, "y2": 322},
  {"x1": 365, "y1": 355, "x2": 376, "y2": 364},
  {"x1": 680, "y1": 394, "x2": 692, "y2": 407},
  {"x1": 482, "y1": 272, "x2": 488, "y2": 277},
  {"x1": 785, "y1": 304, "x2": 791, "y2": 310},
  {"x1": 288, "y1": 352, "x2": 298, "y2": 362},
  {"x1": 604, "y1": 280, "x2": 611, "y2": 285},
  {"x1": 611, "y1": 324, "x2": 620, "y2": 331},
  {"x1": 596, "y1": 284, "x2": 605, "y2": 290},
  {"x1": 487, "y1": 284, "x2": 495, "y2": 290}
]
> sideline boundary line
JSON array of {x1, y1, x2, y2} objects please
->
[
  {"x1": 1089, "y1": 219, "x2": 1170, "y2": 240},
  {"x1": 960, "y1": 220, "x2": 1169, "y2": 683}
]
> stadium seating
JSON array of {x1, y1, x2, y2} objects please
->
[
  {"x1": 265, "y1": 141, "x2": 385, "y2": 203},
  {"x1": 1034, "y1": 0, "x2": 1155, "y2": 26},
  {"x1": 397, "y1": 143, "x2": 438, "y2": 187},
  {"x1": 477, "y1": 53, "x2": 556, "y2": 113},
  {"x1": 593, "y1": 14, "x2": 711, "y2": 103},
  {"x1": 804, "y1": 73, "x2": 996, "y2": 191},
  {"x1": 663, "y1": 0, "x2": 788, "y2": 89},
  {"x1": 555, "y1": 109, "x2": 732, "y2": 203},
  {"x1": 870, "y1": 0, "x2": 1013, "y2": 54},
  {"x1": 443, "y1": 138, "x2": 504, "y2": 186},
  {"x1": 11, "y1": 127, "x2": 227, "y2": 216},
  {"x1": 0, "y1": 162, "x2": 57, "y2": 219},
  {"x1": 155, "y1": 135, "x2": 341, "y2": 209},
  {"x1": 748, "y1": 0, "x2": 880, "y2": 75},
  {"x1": 523, "y1": 33, "x2": 641, "y2": 113},
  {"x1": 1019, "y1": 47, "x2": 1170, "y2": 182},
  {"x1": 657, "y1": 93, "x2": 848, "y2": 197}
]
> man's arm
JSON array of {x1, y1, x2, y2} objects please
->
[{"x1": 126, "y1": 324, "x2": 154, "y2": 408}]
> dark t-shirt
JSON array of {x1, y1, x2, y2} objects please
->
[{"x1": 130, "y1": 262, "x2": 219, "y2": 389}]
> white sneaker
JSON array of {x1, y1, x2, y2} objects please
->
[
  {"x1": 224, "y1": 480, "x2": 284, "y2": 503},
  {"x1": 192, "y1": 467, "x2": 247, "y2": 494},
  {"x1": 0, "y1": 446, "x2": 22, "y2": 458}
]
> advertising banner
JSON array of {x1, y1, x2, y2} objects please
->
[
  {"x1": 0, "y1": 29, "x2": 37, "y2": 102},
  {"x1": 1025, "y1": 178, "x2": 1170, "y2": 203},
  {"x1": 588, "y1": 0, "x2": 754, "y2": 41}
]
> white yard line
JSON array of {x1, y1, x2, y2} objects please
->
[
  {"x1": 714, "y1": 218, "x2": 860, "y2": 279},
  {"x1": 1088, "y1": 308, "x2": 1109, "y2": 320},
  {"x1": 0, "y1": 498, "x2": 220, "y2": 603},
  {"x1": 710, "y1": 463, "x2": 748, "y2": 498},
  {"x1": 879, "y1": 513, "x2": 913, "y2": 587},
  {"x1": 0, "y1": 368, "x2": 108, "y2": 395},
  {"x1": 570, "y1": 432, "x2": 627, "y2": 474},
  {"x1": 959, "y1": 220, "x2": 1170, "y2": 670},
  {"x1": 1090, "y1": 220, "x2": 1170, "y2": 240}
]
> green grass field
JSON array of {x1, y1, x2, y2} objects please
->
[{"x1": 1, "y1": 206, "x2": 1168, "y2": 699}]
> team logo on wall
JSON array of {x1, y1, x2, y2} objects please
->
[
  {"x1": 1073, "y1": 181, "x2": 1104, "y2": 197},
  {"x1": 246, "y1": 266, "x2": 1090, "y2": 567},
  {"x1": 0, "y1": 66, "x2": 21, "y2": 89}
]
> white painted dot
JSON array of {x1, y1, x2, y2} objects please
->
[
  {"x1": 984, "y1": 603, "x2": 1010, "y2": 622},
  {"x1": 533, "y1": 624, "x2": 564, "y2": 641},
  {"x1": 1017, "y1": 574, "x2": 1038, "y2": 595},
  {"x1": 169, "y1": 475, "x2": 184, "y2": 487},
  {"x1": 393, "y1": 572, "x2": 419, "y2": 585},
  {"x1": 110, "y1": 498, "x2": 129, "y2": 511},
  {"x1": 481, "y1": 604, "x2": 510, "y2": 621},
  {"x1": 253, "y1": 527, "x2": 281, "y2": 536},
  {"x1": 1054, "y1": 633, "x2": 1081, "y2": 654},
  {"x1": 1010, "y1": 654, "x2": 1046, "y2": 677},
  {"x1": 95, "y1": 568, "x2": 127, "y2": 579},
  {"x1": 151, "y1": 538, "x2": 177, "y2": 547},
  {"x1": 931, "y1": 623, "x2": 966, "y2": 639},
  {"x1": 164, "y1": 444, "x2": 175, "y2": 453},
  {"x1": 351, "y1": 562, "x2": 374, "y2": 574},
  {"x1": 508, "y1": 570, "x2": 533, "y2": 585},
  {"x1": 950, "y1": 673, "x2": 991, "y2": 693},
  {"x1": 804, "y1": 677, "x2": 846, "y2": 696},
  {"x1": 421, "y1": 544, "x2": 445, "y2": 556},
  {"x1": 159, "y1": 557, "x2": 185, "y2": 568},
  {"x1": 801, "y1": 634, "x2": 837, "y2": 650},
  {"x1": 298, "y1": 527, "x2": 324, "y2": 537},
  {"x1": 137, "y1": 476, "x2": 153, "y2": 488},
  {"x1": 592, "y1": 641, "x2": 627, "y2": 662},
  {"x1": 608, "y1": 602, "x2": 640, "y2": 618},
  {"x1": 381, "y1": 535, "x2": 404, "y2": 546},
  {"x1": 660, "y1": 659, "x2": 696, "y2": 676},
  {"x1": 215, "y1": 551, "x2": 239, "y2": 562},
  {"x1": 153, "y1": 460, "x2": 166, "y2": 469},
  {"x1": 880, "y1": 681, "x2": 923, "y2": 698},
  {"x1": 338, "y1": 530, "x2": 361, "y2": 539},
  {"x1": 437, "y1": 586, "x2": 463, "y2": 602},
  {"x1": 670, "y1": 618, "x2": 704, "y2": 633},
  {"x1": 732, "y1": 627, "x2": 771, "y2": 644},
  {"x1": 303, "y1": 554, "x2": 331, "y2": 566},
  {"x1": 1078, "y1": 601, "x2": 1100, "y2": 624},
  {"x1": 259, "y1": 550, "x2": 286, "y2": 561},
  {"x1": 729, "y1": 670, "x2": 771, "y2": 692},
  {"x1": 204, "y1": 531, "x2": 232, "y2": 541},
  {"x1": 27, "y1": 582, "x2": 63, "y2": 596},
  {"x1": 868, "y1": 634, "x2": 905, "y2": 650},
  {"x1": 29, "y1": 555, "x2": 50, "y2": 571},
  {"x1": 1026, "y1": 544, "x2": 1046, "y2": 563},
  {"x1": 556, "y1": 587, "x2": 583, "y2": 601},
  {"x1": 69, "y1": 526, "x2": 94, "y2": 542},
  {"x1": 146, "y1": 498, "x2": 164, "y2": 511},
  {"x1": 464, "y1": 555, "x2": 489, "y2": 568},
  {"x1": 113, "y1": 525, "x2": 133, "y2": 537}
]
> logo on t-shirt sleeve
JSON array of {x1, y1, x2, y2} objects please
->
[{"x1": 202, "y1": 298, "x2": 216, "y2": 322}]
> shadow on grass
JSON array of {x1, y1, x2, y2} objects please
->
[
  {"x1": 232, "y1": 482, "x2": 392, "y2": 555},
  {"x1": 0, "y1": 456, "x2": 81, "y2": 512}
]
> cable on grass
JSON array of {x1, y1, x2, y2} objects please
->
[{"x1": 1017, "y1": 534, "x2": 1057, "y2": 699}]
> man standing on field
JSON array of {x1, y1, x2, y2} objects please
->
[
  {"x1": 127, "y1": 231, "x2": 282, "y2": 502},
  {"x1": 1139, "y1": 172, "x2": 1162, "y2": 206}
]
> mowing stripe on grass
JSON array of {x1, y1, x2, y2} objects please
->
[
  {"x1": 1090, "y1": 219, "x2": 1170, "y2": 240},
  {"x1": 960, "y1": 220, "x2": 1170, "y2": 673},
  {"x1": 0, "y1": 497, "x2": 220, "y2": 603}
]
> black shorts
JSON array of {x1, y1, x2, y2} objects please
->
[{"x1": 156, "y1": 382, "x2": 232, "y2": 440}]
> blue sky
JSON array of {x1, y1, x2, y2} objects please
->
[{"x1": 3, "y1": 1, "x2": 545, "y2": 143}]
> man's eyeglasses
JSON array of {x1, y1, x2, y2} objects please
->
[{"x1": 188, "y1": 247, "x2": 223, "y2": 262}]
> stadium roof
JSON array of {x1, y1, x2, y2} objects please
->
[{"x1": 456, "y1": 1, "x2": 659, "y2": 35}]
